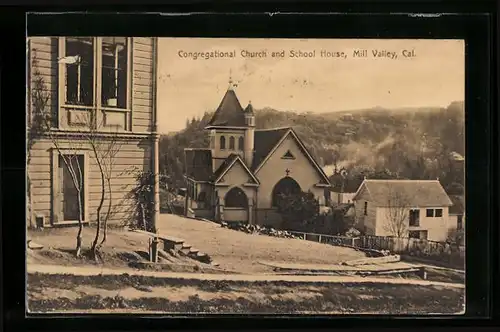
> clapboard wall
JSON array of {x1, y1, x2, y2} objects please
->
[{"x1": 27, "y1": 37, "x2": 157, "y2": 226}]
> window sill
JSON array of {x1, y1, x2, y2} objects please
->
[{"x1": 62, "y1": 104, "x2": 131, "y2": 113}]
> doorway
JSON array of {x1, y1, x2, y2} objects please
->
[{"x1": 58, "y1": 154, "x2": 85, "y2": 222}]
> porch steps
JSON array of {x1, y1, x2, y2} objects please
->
[{"x1": 132, "y1": 229, "x2": 214, "y2": 266}]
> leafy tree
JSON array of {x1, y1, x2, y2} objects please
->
[{"x1": 275, "y1": 190, "x2": 319, "y2": 232}]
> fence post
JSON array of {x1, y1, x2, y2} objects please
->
[
  {"x1": 303, "y1": 233, "x2": 306, "y2": 240},
  {"x1": 319, "y1": 235, "x2": 322, "y2": 243},
  {"x1": 351, "y1": 237, "x2": 355, "y2": 247}
]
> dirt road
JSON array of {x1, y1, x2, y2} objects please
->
[{"x1": 27, "y1": 263, "x2": 464, "y2": 289}]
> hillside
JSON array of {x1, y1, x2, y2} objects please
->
[{"x1": 159, "y1": 101, "x2": 464, "y2": 193}]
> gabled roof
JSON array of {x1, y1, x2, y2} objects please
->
[
  {"x1": 252, "y1": 127, "x2": 291, "y2": 170},
  {"x1": 353, "y1": 179, "x2": 453, "y2": 207},
  {"x1": 252, "y1": 127, "x2": 331, "y2": 185},
  {"x1": 206, "y1": 88, "x2": 246, "y2": 127},
  {"x1": 449, "y1": 195, "x2": 465, "y2": 215},
  {"x1": 212, "y1": 153, "x2": 259, "y2": 184},
  {"x1": 184, "y1": 149, "x2": 213, "y2": 181}
]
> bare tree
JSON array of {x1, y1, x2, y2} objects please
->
[
  {"x1": 30, "y1": 49, "x2": 123, "y2": 260},
  {"x1": 79, "y1": 110, "x2": 123, "y2": 260},
  {"x1": 383, "y1": 185, "x2": 412, "y2": 238},
  {"x1": 30, "y1": 52, "x2": 86, "y2": 257}
]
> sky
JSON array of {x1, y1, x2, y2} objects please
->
[{"x1": 157, "y1": 38, "x2": 464, "y2": 134}]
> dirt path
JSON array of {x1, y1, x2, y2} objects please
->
[
  {"x1": 27, "y1": 263, "x2": 464, "y2": 289},
  {"x1": 156, "y1": 215, "x2": 366, "y2": 273}
]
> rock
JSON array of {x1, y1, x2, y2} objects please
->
[{"x1": 27, "y1": 240, "x2": 44, "y2": 250}]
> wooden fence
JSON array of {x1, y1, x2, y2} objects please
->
[
  {"x1": 287, "y1": 231, "x2": 357, "y2": 247},
  {"x1": 287, "y1": 231, "x2": 465, "y2": 268}
]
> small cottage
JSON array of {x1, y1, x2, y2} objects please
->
[{"x1": 352, "y1": 179, "x2": 453, "y2": 242}]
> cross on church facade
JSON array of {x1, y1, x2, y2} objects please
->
[{"x1": 285, "y1": 168, "x2": 291, "y2": 176}]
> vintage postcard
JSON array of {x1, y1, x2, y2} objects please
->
[{"x1": 27, "y1": 37, "x2": 465, "y2": 314}]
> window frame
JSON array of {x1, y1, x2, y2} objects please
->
[
  {"x1": 238, "y1": 136, "x2": 244, "y2": 151},
  {"x1": 435, "y1": 208, "x2": 443, "y2": 217},
  {"x1": 426, "y1": 208, "x2": 434, "y2": 217},
  {"x1": 229, "y1": 136, "x2": 235, "y2": 150},
  {"x1": 220, "y1": 136, "x2": 226, "y2": 150},
  {"x1": 50, "y1": 148, "x2": 90, "y2": 225},
  {"x1": 57, "y1": 37, "x2": 133, "y2": 131},
  {"x1": 409, "y1": 208, "x2": 420, "y2": 227},
  {"x1": 364, "y1": 201, "x2": 368, "y2": 216},
  {"x1": 224, "y1": 186, "x2": 249, "y2": 209}
]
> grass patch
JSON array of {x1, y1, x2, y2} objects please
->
[{"x1": 28, "y1": 273, "x2": 464, "y2": 314}]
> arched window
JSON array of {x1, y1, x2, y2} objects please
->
[
  {"x1": 220, "y1": 136, "x2": 226, "y2": 149},
  {"x1": 225, "y1": 187, "x2": 248, "y2": 208},
  {"x1": 229, "y1": 136, "x2": 235, "y2": 150},
  {"x1": 271, "y1": 177, "x2": 301, "y2": 207},
  {"x1": 238, "y1": 137, "x2": 244, "y2": 150}
]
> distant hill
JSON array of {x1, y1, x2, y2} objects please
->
[{"x1": 160, "y1": 101, "x2": 464, "y2": 193}]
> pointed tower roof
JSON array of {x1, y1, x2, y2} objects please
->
[
  {"x1": 244, "y1": 101, "x2": 254, "y2": 114},
  {"x1": 206, "y1": 88, "x2": 247, "y2": 127}
]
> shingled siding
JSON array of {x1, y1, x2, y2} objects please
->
[
  {"x1": 28, "y1": 137, "x2": 151, "y2": 226},
  {"x1": 132, "y1": 38, "x2": 154, "y2": 133}
]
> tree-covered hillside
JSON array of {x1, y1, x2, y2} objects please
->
[{"x1": 160, "y1": 101, "x2": 464, "y2": 194}]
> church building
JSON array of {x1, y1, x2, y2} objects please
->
[{"x1": 183, "y1": 85, "x2": 331, "y2": 227}]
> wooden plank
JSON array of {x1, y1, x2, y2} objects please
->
[
  {"x1": 30, "y1": 48, "x2": 56, "y2": 62},
  {"x1": 32, "y1": 58, "x2": 56, "y2": 70},
  {"x1": 133, "y1": 77, "x2": 152, "y2": 87},
  {"x1": 133, "y1": 71, "x2": 152, "y2": 81},
  {"x1": 31, "y1": 65, "x2": 57, "y2": 78},
  {"x1": 30, "y1": 37, "x2": 56, "y2": 47},
  {"x1": 134, "y1": 63, "x2": 152, "y2": 73},
  {"x1": 133, "y1": 49, "x2": 153, "y2": 60},
  {"x1": 133, "y1": 41, "x2": 153, "y2": 51},
  {"x1": 133, "y1": 56, "x2": 153, "y2": 66},
  {"x1": 133, "y1": 84, "x2": 152, "y2": 93},
  {"x1": 133, "y1": 96, "x2": 153, "y2": 107},
  {"x1": 132, "y1": 110, "x2": 152, "y2": 120}
]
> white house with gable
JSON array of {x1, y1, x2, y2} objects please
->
[{"x1": 352, "y1": 179, "x2": 453, "y2": 242}]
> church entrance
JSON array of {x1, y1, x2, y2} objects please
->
[
  {"x1": 223, "y1": 186, "x2": 249, "y2": 223},
  {"x1": 271, "y1": 177, "x2": 301, "y2": 207}
]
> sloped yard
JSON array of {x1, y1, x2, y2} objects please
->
[
  {"x1": 27, "y1": 226, "x2": 219, "y2": 273},
  {"x1": 157, "y1": 214, "x2": 367, "y2": 273}
]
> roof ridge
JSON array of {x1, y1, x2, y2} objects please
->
[
  {"x1": 365, "y1": 179, "x2": 440, "y2": 182},
  {"x1": 255, "y1": 126, "x2": 292, "y2": 132}
]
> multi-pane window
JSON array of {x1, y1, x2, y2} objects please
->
[
  {"x1": 457, "y1": 215, "x2": 463, "y2": 230},
  {"x1": 220, "y1": 136, "x2": 226, "y2": 149},
  {"x1": 63, "y1": 37, "x2": 128, "y2": 109},
  {"x1": 364, "y1": 202, "x2": 368, "y2": 215},
  {"x1": 409, "y1": 230, "x2": 427, "y2": 240},
  {"x1": 229, "y1": 136, "x2": 235, "y2": 150},
  {"x1": 101, "y1": 37, "x2": 128, "y2": 108},
  {"x1": 426, "y1": 208, "x2": 443, "y2": 218},
  {"x1": 65, "y1": 37, "x2": 94, "y2": 106}
]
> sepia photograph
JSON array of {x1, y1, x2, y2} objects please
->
[{"x1": 26, "y1": 36, "x2": 465, "y2": 314}]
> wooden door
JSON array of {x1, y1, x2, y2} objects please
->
[{"x1": 58, "y1": 154, "x2": 85, "y2": 222}]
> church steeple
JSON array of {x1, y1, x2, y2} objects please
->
[{"x1": 228, "y1": 69, "x2": 234, "y2": 90}]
